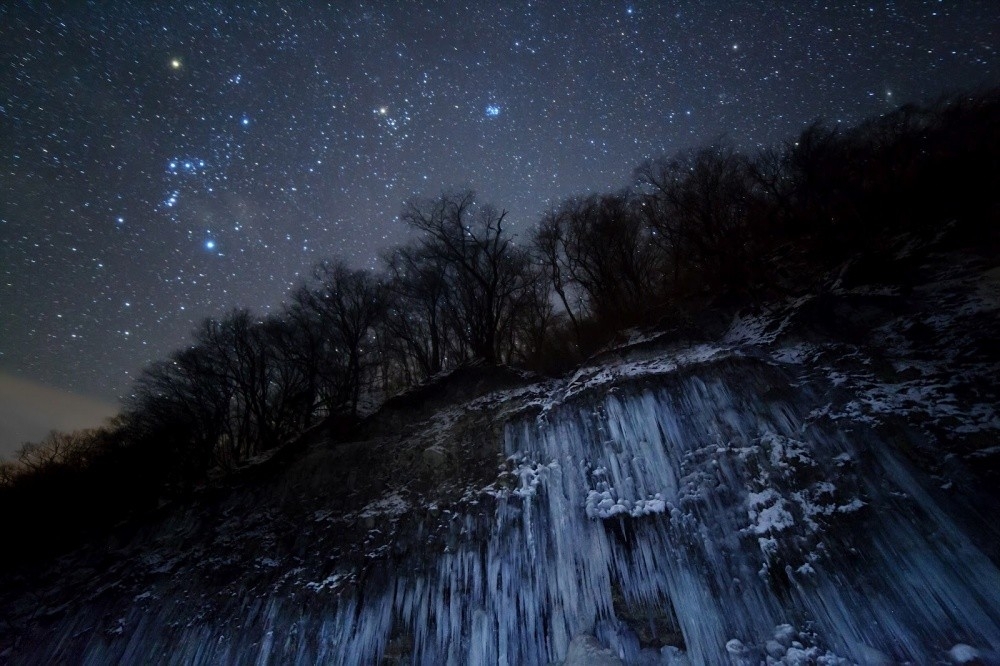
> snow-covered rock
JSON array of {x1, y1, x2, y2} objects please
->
[{"x1": 564, "y1": 633, "x2": 625, "y2": 666}]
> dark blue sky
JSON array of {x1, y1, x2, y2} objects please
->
[{"x1": 1, "y1": 0, "x2": 997, "y2": 408}]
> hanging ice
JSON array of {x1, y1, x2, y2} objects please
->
[{"x1": 9, "y1": 360, "x2": 1000, "y2": 664}]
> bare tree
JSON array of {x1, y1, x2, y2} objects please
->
[
  {"x1": 402, "y1": 191, "x2": 536, "y2": 364},
  {"x1": 16, "y1": 431, "x2": 72, "y2": 472},
  {"x1": 506, "y1": 258, "x2": 556, "y2": 366},
  {"x1": 272, "y1": 294, "x2": 328, "y2": 427},
  {"x1": 535, "y1": 209, "x2": 582, "y2": 338},
  {"x1": 382, "y1": 242, "x2": 453, "y2": 379},
  {"x1": 534, "y1": 191, "x2": 657, "y2": 328},
  {"x1": 127, "y1": 340, "x2": 231, "y2": 474},
  {"x1": 298, "y1": 260, "x2": 386, "y2": 415},
  {"x1": 635, "y1": 146, "x2": 759, "y2": 296}
]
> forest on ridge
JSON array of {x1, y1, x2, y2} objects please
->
[{"x1": 2, "y1": 89, "x2": 998, "y2": 567}]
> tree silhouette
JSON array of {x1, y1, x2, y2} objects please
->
[
  {"x1": 535, "y1": 191, "x2": 656, "y2": 330},
  {"x1": 382, "y1": 242, "x2": 453, "y2": 380},
  {"x1": 298, "y1": 260, "x2": 386, "y2": 416},
  {"x1": 402, "y1": 191, "x2": 537, "y2": 364}
]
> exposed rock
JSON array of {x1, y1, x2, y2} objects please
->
[{"x1": 421, "y1": 445, "x2": 448, "y2": 469}]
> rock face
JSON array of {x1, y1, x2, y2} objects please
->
[{"x1": 2, "y1": 250, "x2": 1000, "y2": 664}]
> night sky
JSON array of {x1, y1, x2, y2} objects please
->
[{"x1": 1, "y1": 1, "x2": 997, "y2": 442}]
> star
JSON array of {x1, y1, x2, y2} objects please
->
[{"x1": 1, "y1": 0, "x2": 992, "y2": 413}]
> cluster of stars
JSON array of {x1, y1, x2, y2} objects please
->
[
  {"x1": 167, "y1": 159, "x2": 208, "y2": 174},
  {"x1": 0, "y1": 1, "x2": 996, "y2": 404}
]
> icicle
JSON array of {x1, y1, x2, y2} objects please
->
[{"x1": 21, "y1": 364, "x2": 1000, "y2": 665}]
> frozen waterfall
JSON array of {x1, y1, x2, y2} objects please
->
[{"x1": 17, "y1": 363, "x2": 1000, "y2": 665}]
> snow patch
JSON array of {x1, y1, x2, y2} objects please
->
[{"x1": 357, "y1": 492, "x2": 410, "y2": 519}]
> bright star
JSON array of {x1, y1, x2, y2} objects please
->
[
  {"x1": 170, "y1": 58, "x2": 182, "y2": 69},
  {"x1": 205, "y1": 240, "x2": 216, "y2": 250},
  {"x1": 241, "y1": 116, "x2": 250, "y2": 126}
]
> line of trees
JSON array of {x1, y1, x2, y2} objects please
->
[
  {"x1": 2, "y1": 89, "x2": 997, "y2": 565},
  {"x1": 119, "y1": 195, "x2": 550, "y2": 491}
]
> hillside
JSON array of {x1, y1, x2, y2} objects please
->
[{"x1": 2, "y1": 234, "x2": 1000, "y2": 664}]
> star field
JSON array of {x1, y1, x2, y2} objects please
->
[{"x1": 1, "y1": 1, "x2": 997, "y2": 402}]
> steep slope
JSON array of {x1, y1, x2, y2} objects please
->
[{"x1": 2, "y1": 245, "x2": 999, "y2": 665}]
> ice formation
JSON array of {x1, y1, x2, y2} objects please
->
[{"x1": 21, "y1": 359, "x2": 1000, "y2": 665}]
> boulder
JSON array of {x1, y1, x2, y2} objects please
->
[{"x1": 422, "y1": 445, "x2": 447, "y2": 469}]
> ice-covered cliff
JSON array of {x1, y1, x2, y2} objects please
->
[{"x1": 2, "y1": 249, "x2": 999, "y2": 665}]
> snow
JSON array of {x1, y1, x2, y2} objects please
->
[
  {"x1": 550, "y1": 344, "x2": 725, "y2": 410},
  {"x1": 305, "y1": 572, "x2": 352, "y2": 593},
  {"x1": 356, "y1": 492, "x2": 409, "y2": 519},
  {"x1": 772, "y1": 344, "x2": 815, "y2": 365},
  {"x1": 564, "y1": 633, "x2": 625, "y2": 665},
  {"x1": 747, "y1": 489, "x2": 796, "y2": 534},
  {"x1": 949, "y1": 643, "x2": 982, "y2": 663},
  {"x1": 585, "y1": 489, "x2": 667, "y2": 519},
  {"x1": 22, "y1": 356, "x2": 1000, "y2": 664},
  {"x1": 968, "y1": 445, "x2": 1000, "y2": 459},
  {"x1": 7, "y1": 256, "x2": 1000, "y2": 665},
  {"x1": 725, "y1": 638, "x2": 748, "y2": 655}
]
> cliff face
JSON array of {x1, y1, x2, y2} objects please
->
[{"x1": 3, "y1": 247, "x2": 1000, "y2": 665}]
